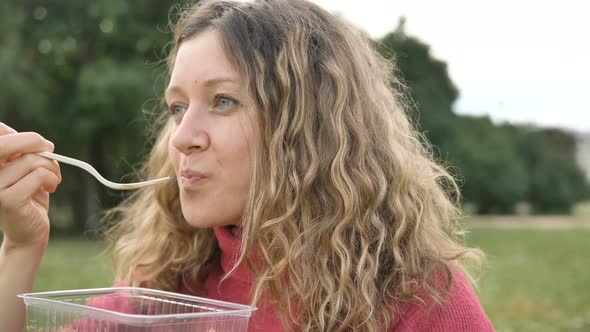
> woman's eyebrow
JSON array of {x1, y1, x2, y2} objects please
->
[
  {"x1": 201, "y1": 77, "x2": 240, "y2": 88},
  {"x1": 165, "y1": 77, "x2": 241, "y2": 99},
  {"x1": 164, "y1": 85, "x2": 184, "y2": 101}
]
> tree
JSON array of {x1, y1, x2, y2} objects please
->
[
  {"x1": 1, "y1": 0, "x2": 187, "y2": 233},
  {"x1": 451, "y1": 118, "x2": 528, "y2": 213},
  {"x1": 516, "y1": 127, "x2": 590, "y2": 213},
  {"x1": 377, "y1": 18, "x2": 589, "y2": 214},
  {"x1": 377, "y1": 19, "x2": 459, "y2": 157}
]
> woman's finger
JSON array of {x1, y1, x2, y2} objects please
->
[
  {"x1": 0, "y1": 153, "x2": 62, "y2": 189},
  {"x1": 0, "y1": 167, "x2": 60, "y2": 210},
  {"x1": 0, "y1": 132, "x2": 54, "y2": 161},
  {"x1": 0, "y1": 123, "x2": 18, "y2": 167},
  {"x1": 0, "y1": 122, "x2": 18, "y2": 135},
  {"x1": 33, "y1": 190, "x2": 50, "y2": 211}
]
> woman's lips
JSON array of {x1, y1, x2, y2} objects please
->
[{"x1": 180, "y1": 170, "x2": 209, "y2": 187}]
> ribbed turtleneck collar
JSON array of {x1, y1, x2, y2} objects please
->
[{"x1": 213, "y1": 226, "x2": 253, "y2": 283}]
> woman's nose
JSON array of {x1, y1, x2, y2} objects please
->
[{"x1": 171, "y1": 107, "x2": 210, "y2": 154}]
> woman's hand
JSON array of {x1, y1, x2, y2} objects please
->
[{"x1": 0, "y1": 122, "x2": 62, "y2": 250}]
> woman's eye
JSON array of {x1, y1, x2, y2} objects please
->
[
  {"x1": 214, "y1": 95, "x2": 238, "y2": 109},
  {"x1": 169, "y1": 104, "x2": 187, "y2": 116}
]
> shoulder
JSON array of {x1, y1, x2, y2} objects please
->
[{"x1": 393, "y1": 266, "x2": 495, "y2": 332}]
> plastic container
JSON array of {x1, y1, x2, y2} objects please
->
[{"x1": 18, "y1": 287, "x2": 256, "y2": 331}]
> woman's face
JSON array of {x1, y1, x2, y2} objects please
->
[{"x1": 167, "y1": 29, "x2": 256, "y2": 228}]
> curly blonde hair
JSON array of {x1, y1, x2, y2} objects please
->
[{"x1": 105, "y1": 0, "x2": 484, "y2": 330}]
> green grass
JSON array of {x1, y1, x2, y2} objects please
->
[
  {"x1": 573, "y1": 201, "x2": 590, "y2": 218},
  {"x1": 35, "y1": 238, "x2": 112, "y2": 292},
  {"x1": 35, "y1": 228, "x2": 590, "y2": 331},
  {"x1": 467, "y1": 227, "x2": 590, "y2": 332}
]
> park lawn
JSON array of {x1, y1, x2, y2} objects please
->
[
  {"x1": 34, "y1": 227, "x2": 590, "y2": 331},
  {"x1": 35, "y1": 238, "x2": 113, "y2": 292},
  {"x1": 466, "y1": 227, "x2": 590, "y2": 332}
]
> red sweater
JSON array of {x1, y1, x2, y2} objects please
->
[
  {"x1": 183, "y1": 227, "x2": 495, "y2": 331},
  {"x1": 95, "y1": 226, "x2": 495, "y2": 331}
]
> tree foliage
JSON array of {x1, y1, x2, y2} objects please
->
[
  {"x1": 378, "y1": 19, "x2": 589, "y2": 214},
  {"x1": 0, "y1": 0, "x2": 184, "y2": 232}
]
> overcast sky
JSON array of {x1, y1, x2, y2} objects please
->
[{"x1": 312, "y1": 0, "x2": 589, "y2": 133}]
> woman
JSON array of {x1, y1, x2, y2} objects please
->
[{"x1": 0, "y1": 0, "x2": 494, "y2": 330}]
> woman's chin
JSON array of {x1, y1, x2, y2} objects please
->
[{"x1": 182, "y1": 213, "x2": 239, "y2": 229}]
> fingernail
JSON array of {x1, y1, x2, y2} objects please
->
[{"x1": 46, "y1": 140, "x2": 54, "y2": 149}]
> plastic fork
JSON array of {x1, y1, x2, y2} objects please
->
[{"x1": 37, "y1": 151, "x2": 170, "y2": 190}]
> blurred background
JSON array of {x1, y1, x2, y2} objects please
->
[{"x1": 1, "y1": 0, "x2": 588, "y2": 331}]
